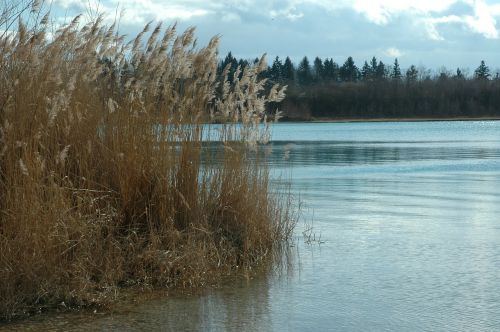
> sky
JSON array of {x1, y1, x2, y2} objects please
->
[{"x1": 51, "y1": 0, "x2": 500, "y2": 72}]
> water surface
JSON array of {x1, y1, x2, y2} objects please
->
[{"x1": 4, "y1": 121, "x2": 500, "y2": 331}]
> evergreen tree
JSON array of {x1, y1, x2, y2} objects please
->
[
  {"x1": 282, "y1": 56, "x2": 295, "y2": 81},
  {"x1": 375, "y1": 61, "x2": 386, "y2": 80},
  {"x1": 218, "y1": 51, "x2": 239, "y2": 80},
  {"x1": 270, "y1": 56, "x2": 283, "y2": 82},
  {"x1": 323, "y1": 58, "x2": 339, "y2": 81},
  {"x1": 313, "y1": 56, "x2": 324, "y2": 81},
  {"x1": 391, "y1": 58, "x2": 402, "y2": 81},
  {"x1": 474, "y1": 60, "x2": 490, "y2": 80},
  {"x1": 405, "y1": 65, "x2": 418, "y2": 83},
  {"x1": 361, "y1": 61, "x2": 371, "y2": 81},
  {"x1": 370, "y1": 57, "x2": 378, "y2": 74},
  {"x1": 238, "y1": 59, "x2": 249, "y2": 69},
  {"x1": 297, "y1": 56, "x2": 313, "y2": 85},
  {"x1": 340, "y1": 56, "x2": 359, "y2": 82}
]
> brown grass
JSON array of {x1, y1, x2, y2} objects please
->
[{"x1": 0, "y1": 3, "x2": 294, "y2": 320}]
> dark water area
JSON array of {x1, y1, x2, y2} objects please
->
[{"x1": 3, "y1": 121, "x2": 500, "y2": 331}]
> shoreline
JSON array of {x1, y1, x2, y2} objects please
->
[{"x1": 278, "y1": 116, "x2": 500, "y2": 123}]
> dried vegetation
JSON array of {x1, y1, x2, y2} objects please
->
[{"x1": 0, "y1": 2, "x2": 293, "y2": 320}]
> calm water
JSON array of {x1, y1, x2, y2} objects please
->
[{"x1": 4, "y1": 121, "x2": 500, "y2": 331}]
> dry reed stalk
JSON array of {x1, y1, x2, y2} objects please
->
[{"x1": 0, "y1": 3, "x2": 294, "y2": 320}]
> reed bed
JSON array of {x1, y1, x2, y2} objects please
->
[{"x1": 0, "y1": 3, "x2": 293, "y2": 320}]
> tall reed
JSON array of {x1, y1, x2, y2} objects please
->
[{"x1": 0, "y1": 3, "x2": 293, "y2": 320}]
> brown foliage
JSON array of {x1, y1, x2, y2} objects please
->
[{"x1": 0, "y1": 7, "x2": 293, "y2": 320}]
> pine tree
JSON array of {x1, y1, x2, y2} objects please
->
[
  {"x1": 474, "y1": 60, "x2": 490, "y2": 80},
  {"x1": 391, "y1": 58, "x2": 402, "y2": 81},
  {"x1": 370, "y1": 57, "x2": 378, "y2": 74},
  {"x1": 361, "y1": 61, "x2": 371, "y2": 81},
  {"x1": 218, "y1": 51, "x2": 239, "y2": 81},
  {"x1": 340, "y1": 56, "x2": 359, "y2": 82},
  {"x1": 323, "y1": 58, "x2": 339, "y2": 81},
  {"x1": 270, "y1": 56, "x2": 283, "y2": 82},
  {"x1": 297, "y1": 56, "x2": 313, "y2": 85},
  {"x1": 282, "y1": 56, "x2": 295, "y2": 81},
  {"x1": 238, "y1": 59, "x2": 249, "y2": 68},
  {"x1": 375, "y1": 61, "x2": 386, "y2": 80},
  {"x1": 313, "y1": 56, "x2": 324, "y2": 81}
]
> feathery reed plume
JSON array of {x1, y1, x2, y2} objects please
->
[{"x1": 0, "y1": 3, "x2": 295, "y2": 321}]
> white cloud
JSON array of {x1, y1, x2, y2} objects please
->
[
  {"x1": 385, "y1": 47, "x2": 403, "y2": 58},
  {"x1": 350, "y1": 0, "x2": 457, "y2": 24},
  {"x1": 286, "y1": 12, "x2": 305, "y2": 21},
  {"x1": 221, "y1": 12, "x2": 241, "y2": 23},
  {"x1": 462, "y1": 0, "x2": 498, "y2": 38},
  {"x1": 418, "y1": 1, "x2": 499, "y2": 40},
  {"x1": 421, "y1": 20, "x2": 444, "y2": 41},
  {"x1": 270, "y1": 7, "x2": 304, "y2": 21},
  {"x1": 295, "y1": 0, "x2": 500, "y2": 39},
  {"x1": 53, "y1": 0, "x2": 87, "y2": 9},
  {"x1": 294, "y1": 0, "x2": 458, "y2": 24},
  {"x1": 53, "y1": 0, "x2": 213, "y2": 25},
  {"x1": 112, "y1": 1, "x2": 210, "y2": 24},
  {"x1": 421, "y1": 15, "x2": 462, "y2": 40}
]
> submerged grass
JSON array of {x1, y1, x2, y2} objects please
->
[{"x1": 0, "y1": 3, "x2": 294, "y2": 320}]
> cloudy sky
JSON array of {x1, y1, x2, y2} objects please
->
[{"x1": 52, "y1": 0, "x2": 500, "y2": 72}]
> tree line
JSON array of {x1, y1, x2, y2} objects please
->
[{"x1": 218, "y1": 52, "x2": 500, "y2": 120}]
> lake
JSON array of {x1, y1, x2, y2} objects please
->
[{"x1": 3, "y1": 121, "x2": 500, "y2": 331}]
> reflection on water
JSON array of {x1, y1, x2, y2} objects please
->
[
  {"x1": 2, "y1": 267, "x2": 280, "y2": 331},
  {"x1": 3, "y1": 121, "x2": 500, "y2": 331}
]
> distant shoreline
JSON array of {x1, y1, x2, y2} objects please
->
[{"x1": 279, "y1": 116, "x2": 500, "y2": 123}]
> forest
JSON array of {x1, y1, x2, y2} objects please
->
[{"x1": 218, "y1": 53, "x2": 500, "y2": 121}]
